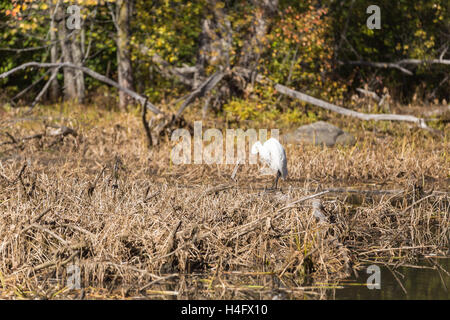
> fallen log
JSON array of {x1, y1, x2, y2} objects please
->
[{"x1": 235, "y1": 67, "x2": 435, "y2": 131}]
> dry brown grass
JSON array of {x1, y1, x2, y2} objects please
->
[{"x1": 0, "y1": 104, "x2": 448, "y2": 299}]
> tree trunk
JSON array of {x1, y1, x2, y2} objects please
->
[
  {"x1": 116, "y1": 0, "x2": 134, "y2": 111},
  {"x1": 238, "y1": 0, "x2": 278, "y2": 70},
  {"x1": 196, "y1": 0, "x2": 232, "y2": 77},
  {"x1": 71, "y1": 29, "x2": 85, "y2": 103},
  {"x1": 49, "y1": 0, "x2": 60, "y2": 102},
  {"x1": 57, "y1": 2, "x2": 76, "y2": 101}
]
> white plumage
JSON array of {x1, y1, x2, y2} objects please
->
[{"x1": 251, "y1": 137, "x2": 288, "y2": 189}]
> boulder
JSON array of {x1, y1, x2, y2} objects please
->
[{"x1": 282, "y1": 121, "x2": 355, "y2": 147}]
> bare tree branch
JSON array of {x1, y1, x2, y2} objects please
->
[
  {"x1": 30, "y1": 65, "x2": 63, "y2": 109},
  {"x1": 340, "y1": 60, "x2": 414, "y2": 75},
  {"x1": 0, "y1": 62, "x2": 163, "y2": 115},
  {"x1": 149, "y1": 52, "x2": 197, "y2": 87},
  {"x1": 0, "y1": 45, "x2": 52, "y2": 53},
  {"x1": 397, "y1": 58, "x2": 450, "y2": 66},
  {"x1": 274, "y1": 83, "x2": 431, "y2": 129},
  {"x1": 10, "y1": 69, "x2": 52, "y2": 103},
  {"x1": 175, "y1": 70, "x2": 225, "y2": 118},
  {"x1": 340, "y1": 58, "x2": 450, "y2": 75}
]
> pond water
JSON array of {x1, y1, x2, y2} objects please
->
[{"x1": 333, "y1": 258, "x2": 450, "y2": 300}]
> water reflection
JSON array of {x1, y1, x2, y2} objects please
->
[{"x1": 333, "y1": 258, "x2": 449, "y2": 300}]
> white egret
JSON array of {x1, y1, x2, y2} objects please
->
[{"x1": 251, "y1": 137, "x2": 288, "y2": 189}]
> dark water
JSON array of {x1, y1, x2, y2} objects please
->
[{"x1": 333, "y1": 258, "x2": 450, "y2": 300}]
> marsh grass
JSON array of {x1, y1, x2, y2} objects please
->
[{"x1": 0, "y1": 104, "x2": 448, "y2": 299}]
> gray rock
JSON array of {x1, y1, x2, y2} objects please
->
[{"x1": 282, "y1": 121, "x2": 355, "y2": 147}]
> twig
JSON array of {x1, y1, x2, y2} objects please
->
[
  {"x1": 159, "y1": 220, "x2": 183, "y2": 269},
  {"x1": 359, "y1": 259, "x2": 435, "y2": 270},
  {"x1": 58, "y1": 223, "x2": 96, "y2": 239},
  {"x1": 385, "y1": 264, "x2": 407, "y2": 295},
  {"x1": 5, "y1": 132, "x2": 18, "y2": 144},
  {"x1": 400, "y1": 193, "x2": 437, "y2": 214},
  {"x1": 359, "y1": 245, "x2": 436, "y2": 256},
  {"x1": 0, "y1": 207, "x2": 53, "y2": 252},
  {"x1": 139, "y1": 274, "x2": 179, "y2": 292},
  {"x1": 144, "y1": 191, "x2": 161, "y2": 203},
  {"x1": 12, "y1": 163, "x2": 27, "y2": 185},
  {"x1": 87, "y1": 165, "x2": 106, "y2": 197},
  {"x1": 31, "y1": 250, "x2": 79, "y2": 273},
  {"x1": 231, "y1": 161, "x2": 240, "y2": 181},
  {"x1": 280, "y1": 190, "x2": 330, "y2": 210},
  {"x1": 305, "y1": 188, "x2": 405, "y2": 195},
  {"x1": 230, "y1": 191, "x2": 330, "y2": 240},
  {"x1": 30, "y1": 223, "x2": 69, "y2": 246},
  {"x1": 0, "y1": 45, "x2": 52, "y2": 53},
  {"x1": 341, "y1": 60, "x2": 413, "y2": 75}
]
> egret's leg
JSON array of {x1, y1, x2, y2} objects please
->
[{"x1": 273, "y1": 171, "x2": 281, "y2": 189}]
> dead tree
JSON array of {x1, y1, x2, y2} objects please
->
[
  {"x1": 56, "y1": 0, "x2": 85, "y2": 103},
  {"x1": 48, "y1": 0, "x2": 60, "y2": 102},
  {"x1": 110, "y1": 0, "x2": 135, "y2": 111}
]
